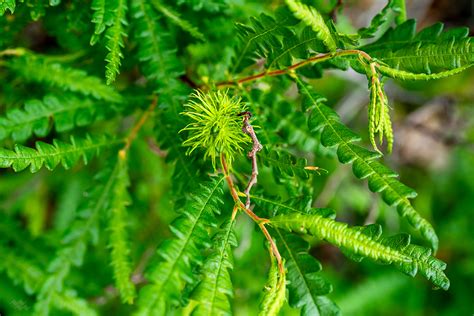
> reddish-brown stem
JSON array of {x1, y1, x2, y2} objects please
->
[
  {"x1": 119, "y1": 96, "x2": 158, "y2": 159},
  {"x1": 216, "y1": 49, "x2": 373, "y2": 88},
  {"x1": 220, "y1": 154, "x2": 265, "y2": 223},
  {"x1": 220, "y1": 153, "x2": 283, "y2": 273}
]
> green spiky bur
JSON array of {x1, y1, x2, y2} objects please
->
[{"x1": 181, "y1": 90, "x2": 250, "y2": 167}]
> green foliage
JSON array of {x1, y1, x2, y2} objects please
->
[
  {"x1": 366, "y1": 65, "x2": 393, "y2": 152},
  {"x1": 358, "y1": 0, "x2": 406, "y2": 39},
  {"x1": 362, "y1": 20, "x2": 474, "y2": 78},
  {"x1": 136, "y1": 177, "x2": 224, "y2": 315},
  {"x1": 271, "y1": 212, "x2": 449, "y2": 290},
  {"x1": 104, "y1": 0, "x2": 128, "y2": 84},
  {"x1": 0, "y1": 94, "x2": 117, "y2": 142},
  {"x1": 273, "y1": 229, "x2": 339, "y2": 316},
  {"x1": 33, "y1": 163, "x2": 122, "y2": 315},
  {"x1": 131, "y1": 0, "x2": 184, "y2": 93},
  {"x1": 298, "y1": 80, "x2": 439, "y2": 251},
  {"x1": 0, "y1": 134, "x2": 119, "y2": 172},
  {"x1": 232, "y1": 10, "x2": 299, "y2": 73},
  {"x1": 260, "y1": 147, "x2": 312, "y2": 180},
  {"x1": 189, "y1": 220, "x2": 237, "y2": 315},
  {"x1": 1, "y1": 1, "x2": 472, "y2": 315},
  {"x1": 0, "y1": 245, "x2": 97, "y2": 316},
  {"x1": 107, "y1": 156, "x2": 136, "y2": 304},
  {"x1": 258, "y1": 256, "x2": 286, "y2": 316},
  {"x1": 5, "y1": 52, "x2": 123, "y2": 102},
  {"x1": 152, "y1": 0, "x2": 204, "y2": 41},
  {"x1": 285, "y1": 0, "x2": 336, "y2": 51},
  {"x1": 90, "y1": 0, "x2": 114, "y2": 45},
  {"x1": 0, "y1": 0, "x2": 17, "y2": 15}
]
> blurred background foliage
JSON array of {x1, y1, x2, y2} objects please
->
[{"x1": 0, "y1": 0, "x2": 473, "y2": 315}]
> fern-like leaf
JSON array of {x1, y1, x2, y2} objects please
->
[
  {"x1": 0, "y1": 246, "x2": 97, "y2": 316},
  {"x1": 270, "y1": 212, "x2": 449, "y2": 290},
  {"x1": 34, "y1": 162, "x2": 121, "y2": 315},
  {"x1": 90, "y1": 0, "x2": 116, "y2": 45},
  {"x1": 131, "y1": 0, "x2": 184, "y2": 92},
  {"x1": 0, "y1": 245, "x2": 44, "y2": 295},
  {"x1": 358, "y1": 0, "x2": 406, "y2": 39},
  {"x1": 189, "y1": 220, "x2": 237, "y2": 316},
  {"x1": 131, "y1": 0, "x2": 189, "y2": 165},
  {"x1": 260, "y1": 147, "x2": 312, "y2": 180},
  {"x1": 5, "y1": 53, "x2": 123, "y2": 102},
  {"x1": 258, "y1": 256, "x2": 286, "y2": 316},
  {"x1": 155, "y1": 112, "x2": 200, "y2": 192},
  {"x1": 104, "y1": 0, "x2": 128, "y2": 84},
  {"x1": 273, "y1": 229, "x2": 339, "y2": 316},
  {"x1": 136, "y1": 177, "x2": 224, "y2": 315},
  {"x1": 152, "y1": 0, "x2": 205, "y2": 41},
  {"x1": 362, "y1": 20, "x2": 474, "y2": 78},
  {"x1": 267, "y1": 26, "x2": 327, "y2": 70},
  {"x1": 232, "y1": 10, "x2": 298, "y2": 73},
  {"x1": 0, "y1": 0, "x2": 16, "y2": 15},
  {"x1": 0, "y1": 134, "x2": 120, "y2": 172},
  {"x1": 0, "y1": 94, "x2": 117, "y2": 142},
  {"x1": 296, "y1": 79, "x2": 438, "y2": 250},
  {"x1": 107, "y1": 156, "x2": 136, "y2": 304},
  {"x1": 273, "y1": 211, "x2": 410, "y2": 263},
  {"x1": 285, "y1": 0, "x2": 336, "y2": 51}
]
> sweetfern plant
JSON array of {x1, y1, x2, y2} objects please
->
[{"x1": 0, "y1": 0, "x2": 472, "y2": 315}]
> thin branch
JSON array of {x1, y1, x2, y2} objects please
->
[
  {"x1": 215, "y1": 49, "x2": 373, "y2": 88},
  {"x1": 220, "y1": 153, "x2": 283, "y2": 274},
  {"x1": 220, "y1": 153, "x2": 265, "y2": 223},
  {"x1": 146, "y1": 137, "x2": 168, "y2": 157},
  {"x1": 239, "y1": 111, "x2": 263, "y2": 209},
  {"x1": 119, "y1": 96, "x2": 158, "y2": 159}
]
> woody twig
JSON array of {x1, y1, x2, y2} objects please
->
[{"x1": 238, "y1": 111, "x2": 263, "y2": 209}]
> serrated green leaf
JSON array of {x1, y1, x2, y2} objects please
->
[
  {"x1": 107, "y1": 157, "x2": 136, "y2": 304},
  {"x1": 285, "y1": 0, "x2": 336, "y2": 51},
  {"x1": 232, "y1": 10, "x2": 298, "y2": 73},
  {"x1": 90, "y1": 0, "x2": 116, "y2": 45},
  {"x1": 190, "y1": 220, "x2": 237, "y2": 316},
  {"x1": 362, "y1": 20, "x2": 474, "y2": 79},
  {"x1": 34, "y1": 163, "x2": 121, "y2": 316},
  {"x1": 267, "y1": 26, "x2": 327, "y2": 69},
  {"x1": 6, "y1": 53, "x2": 123, "y2": 102},
  {"x1": 358, "y1": 0, "x2": 406, "y2": 39},
  {"x1": 131, "y1": 0, "x2": 184, "y2": 93},
  {"x1": 271, "y1": 212, "x2": 449, "y2": 290},
  {"x1": 258, "y1": 256, "x2": 286, "y2": 316},
  {"x1": 274, "y1": 229, "x2": 339, "y2": 316},
  {"x1": 104, "y1": 0, "x2": 128, "y2": 84},
  {"x1": 260, "y1": 147, "x2": 310, "y2": 179},
  {"x1": 136, "y1": 177, "x2": 224, "y2": 315},
  {"x1": 297, "y1": 79, "x2": 438, "y2": 250},
  {"x1": 152, "y1": 0, "x2": 205, "y2": 41},
  {"x1": 0, "y1": 134, "x2": 120, "y2": 172},
  {"x1": 0, "y1": 245, "x2": 97, "y2": 316},
  {"x1": 0, "y1": 94, "x2": 118, "y2": 142}
]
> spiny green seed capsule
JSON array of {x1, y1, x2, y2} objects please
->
[{"x1": 181, "y1": 90, "x2": 250, "y2": 168}]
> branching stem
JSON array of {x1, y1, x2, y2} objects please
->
[
  {"x1": 239, "y1": 111, "x2": 263, "y2": 209},
  {"x1": 216, "y1": 49, "x2": 372, "y2": 87},
  {"x1": 220, "y1": 153, "x2": 283, "y2": 273}
]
